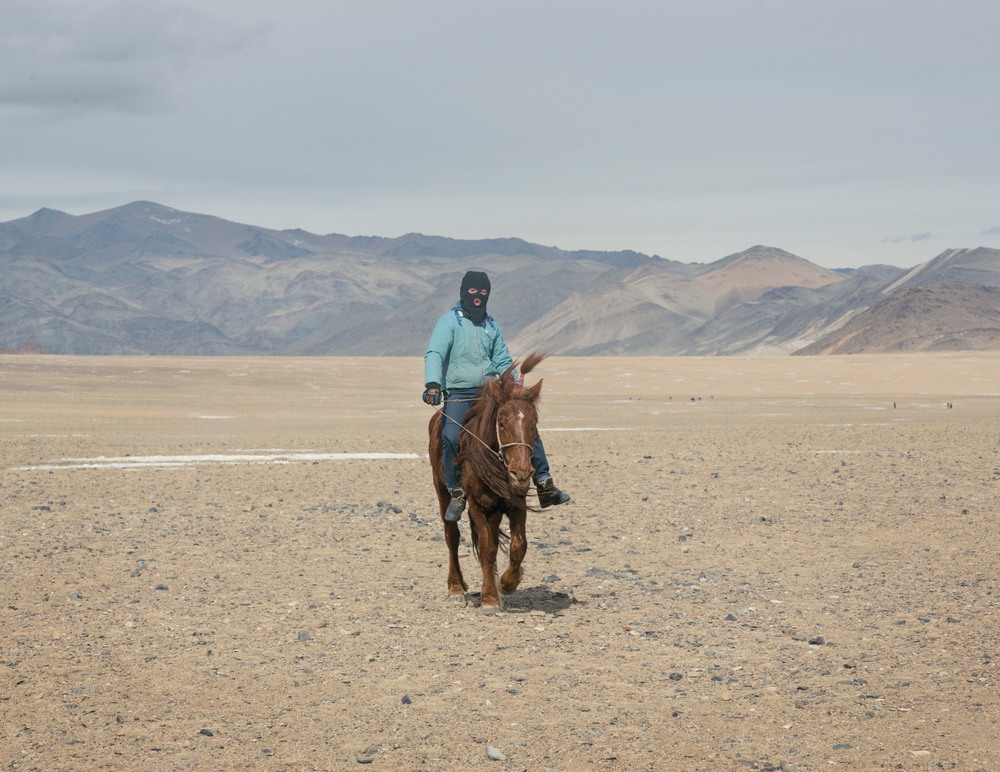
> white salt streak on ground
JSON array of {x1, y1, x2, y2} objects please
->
[{"x1": 13, "y1": 452, "x2": 422, "y2": 471}]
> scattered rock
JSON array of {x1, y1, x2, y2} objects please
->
[{"x1": 7, "y1": 356, "x2": 997, "y2": 770}]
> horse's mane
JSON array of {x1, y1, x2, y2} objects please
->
[{"x1": 460, "y1": 353, "x2": 546, "y2": 501}]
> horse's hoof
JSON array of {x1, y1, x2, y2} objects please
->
[
  {"x1": 480, "y1": 603, "x2": 501, "y2": 615},
  {"x1": 446, "y1": 592, "x2": 468, "y2": 607}
]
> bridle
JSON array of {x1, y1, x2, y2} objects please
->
[{"x1": 495, "y1": 418, "x2": 533, "y2": 467}]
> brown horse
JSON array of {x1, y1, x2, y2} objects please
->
[{"x1": 428, "y1": 352, "x2": 546, "y2": 613}]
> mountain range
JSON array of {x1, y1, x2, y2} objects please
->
[{"x1": 1, "y1": 201, "x2": 998, "y2": 356}]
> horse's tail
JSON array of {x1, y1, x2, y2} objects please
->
[
  {"x1": 518, "y1": 350, "x2": 547, "y2": 376},
  {"x1": 501, "y1": 351, "x2": 547, "y2": 385}
]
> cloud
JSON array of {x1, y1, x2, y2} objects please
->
[
  {"x1": 0, "y1": 0, "x2": 263, "y2": 119},
  {"x1": 883, "y1": 232, "x2": 933, "y2": 244},
  {"x1": 983, "y1": 226, "x2": 1000, "y2": 235}
]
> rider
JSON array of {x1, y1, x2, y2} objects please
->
[{"x1": 423, "y1": 270, "x2": 571, "y2": 521}]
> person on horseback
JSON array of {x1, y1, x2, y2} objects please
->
[{"x1": 423, "y1": 270, "x2": 572, "y2": 521}]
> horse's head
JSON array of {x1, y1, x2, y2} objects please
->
[{"x1": 487, "y1": 375, "x2": 543, "y2": 496}]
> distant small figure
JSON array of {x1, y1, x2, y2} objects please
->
[{"x1": 893, "y1": 402, "x2": 897, "y2": 409}]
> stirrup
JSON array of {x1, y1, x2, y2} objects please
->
[{"x1": 444, "y1": 488, "x2": 466, "y2": 522}]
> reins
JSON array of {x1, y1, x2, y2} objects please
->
[{"x1": 437, "y1": 403, "x2": 500, "y2": 460}]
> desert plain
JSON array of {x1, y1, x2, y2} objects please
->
[{"x1": 1, "y1": 352, "x2": 998, "y2": 771}]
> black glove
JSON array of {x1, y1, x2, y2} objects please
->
[{"x1": 422, "y1": 382, "x2": 443, "y2": 406}]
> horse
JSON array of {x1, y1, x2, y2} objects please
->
[{"x1": 428, "y1": 352, "x2": 546, "y2": 614}]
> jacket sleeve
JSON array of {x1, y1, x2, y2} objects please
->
[
  {"x1": 424, "y1": 313, "x2": 453, "y2": 386},
  {"x1": 491, "y1": 323, "x2": 515, "y2": 376}
]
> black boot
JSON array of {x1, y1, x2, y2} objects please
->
[
  {"x1": 536, "y1": 478, "x2": 570, "y2": 508},
  {"x1": 444, "y1": 488, "x2": 466, "y2": 522}
]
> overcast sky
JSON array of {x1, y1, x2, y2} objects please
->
[{"x1": 2, "y1": 0, "x2": 998, "y2": 269}]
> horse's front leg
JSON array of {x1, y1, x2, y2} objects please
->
[
  {"x1": 443, "y1": 520, "x2": 468, "y2": 601},
  {"x1": 500, "y1": 501, "x2": 527, "y2": 595},
  {"x1": 472, "y1": 506, "x2": 503, "y2": 614}
]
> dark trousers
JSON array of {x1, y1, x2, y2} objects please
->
[{"x1": 441, "y1": 387, "x2": 551, "y2": 491}]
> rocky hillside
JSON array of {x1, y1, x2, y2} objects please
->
[
  {"x1": 793, "y1": 283, "x2": 1000, "y2": 354},
  {"x1": 510, "y1": 247, "x2": 852, "y2": 355},
  {"x1": 1, "y1": 202, "x2": 998, "y2": 356},
  {"x1": 882, "y1": 247, "x2": 1000, "y2": 291}
]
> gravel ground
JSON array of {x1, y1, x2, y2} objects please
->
[{"x1": 1, "y1": 353, "x2": 998, "y2": 771}]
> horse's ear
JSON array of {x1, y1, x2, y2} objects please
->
[
  {"x1": 527, "y1": 378, "x2": 543, "y2": 401},
  {"x1": 487, "y1": 377, "x2": 504, "y2": 402}
]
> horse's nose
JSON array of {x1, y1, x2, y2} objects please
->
[{"x1": 508, "y1": 467, "x2": 533, "y2": 494}]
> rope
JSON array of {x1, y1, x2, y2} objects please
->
[{"x1": 434, "y1": 402, "x2": 502, "y2": 461}]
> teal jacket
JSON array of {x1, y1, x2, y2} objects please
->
[{"x1": 424, "y1": 303, "x2": 514, "y2": 390}]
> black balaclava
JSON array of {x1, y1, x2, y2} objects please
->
[{"x1": 459, "y1": 270, "x2": 491, "y2": 324}]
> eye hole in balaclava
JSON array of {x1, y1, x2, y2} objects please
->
[{"x1": 460, "y1": 271, "x2": 491, "y2": 324}]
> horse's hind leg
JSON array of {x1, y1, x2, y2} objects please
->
[
  {"x1": 443, "y1": 520, "x2": 468, "y2": 601},
  {"x1": 431, "y1": 412, "x2": 466, "y2": 601},
  {"x1": 500, "y1": 506, "x2": 527, "y2": 595}
]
